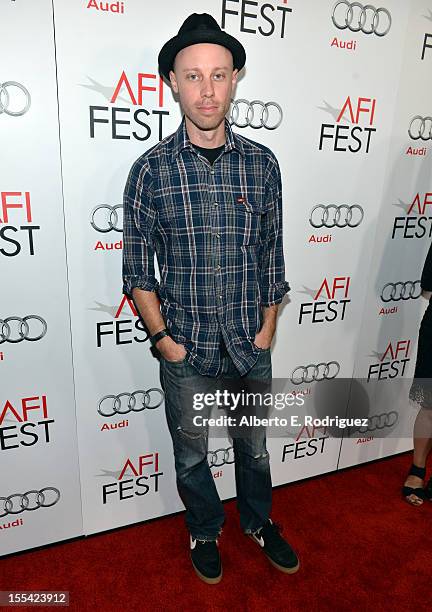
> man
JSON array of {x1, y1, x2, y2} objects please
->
[{"x1": 122, "y1": 12, "x2": 299, "y2": 584}]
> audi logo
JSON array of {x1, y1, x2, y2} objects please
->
[
  {"x1": 98, "y1": 389, "x2": 164, "y2": 417},
  {"x1": 0, "y1": 316, "x2": 47, "y2": 344},
  {"x1": 207, "y1": 446, "x2": 235, "y2": 467},
  {"x1": 350, "y1": 411, "x2": 398, "y2": 434},
  {"x1": 91, "y1": 204, "x2": 123, "y2": 233},
  {"x1": 229, "y1": 99, "x2": 282, "y2": 130},
  {"x1": 0, "y1": 81, "x2": 31, "y2": 116},
  {"x1": 309, "y1": 204, "x2": 364, "y2": 228},
  {"x1": 380, "y1": 281, "x2": 422, "y2": 303},
  {"x1": 332, "y1": 1, "x2": 392, "y2": 36},
  {"x1": 408, "y1": 116, "x2": 432, "y2": 141},
  {"x1": 291, "y1": 362, "x2": 341, "y2": 385},
  {"x1": 0, "y1": 487, "x2": 60, "y2": 517}
]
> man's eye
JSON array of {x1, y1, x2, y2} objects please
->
[
  {"x1": 214, "y1": 74, "x2": 224, "y2": 79},
  {"x1": 188, "y1": 74, "x2": 198, "y2": 80}
]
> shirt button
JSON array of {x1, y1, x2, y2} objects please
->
[
  {"x1": 215, "y1": 265, "x2": 221, "y2": 271},
  {"x1": 214, "y1": 202, "x2": 218, "y2": 207},
  {"x1": 219, "y1": 295, "x2": 223, "y2": 299}
]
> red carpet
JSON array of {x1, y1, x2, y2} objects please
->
[{"x1": 1, "y1": 452, "x2": 431, "y2": 612}]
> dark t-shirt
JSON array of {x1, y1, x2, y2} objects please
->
[{"x1": 192, "y1": 143, "x2": 225, "y2": 166}]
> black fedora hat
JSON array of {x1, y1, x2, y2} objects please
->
[{"x1": 158, "y1": 13, "x2": 246, "y2": 81}]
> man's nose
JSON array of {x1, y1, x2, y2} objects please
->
[{"x1": 200, "y1": 75, "x2": 215, "y2": 98}]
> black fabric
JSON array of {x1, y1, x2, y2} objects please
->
[
  {"x1": 421, "y1": 241, "x2": 432, "y2": 291},
  {"x1": 409, "y1": 300, "x2": 432, "y2": 408},
  {"x1": 192, "y1": 143, "x2": 225, "y2": 166},
  {"x1": 409, "y1": 242, "x2": 432, "y2": 408},
  {"x1": 158, "y1": 13, "x2": 246, "y2": 81}
]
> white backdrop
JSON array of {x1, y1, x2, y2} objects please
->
[{"x1": 2, "y1": 0, "x2": 431, "y2": 556}]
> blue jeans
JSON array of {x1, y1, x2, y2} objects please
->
[{"x1": 160, "y1": 346, "x2": 273, "y2": 541}]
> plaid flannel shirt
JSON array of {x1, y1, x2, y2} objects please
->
[{"x1": 122, "y1": 115, "x2": 290, "y2": 376}]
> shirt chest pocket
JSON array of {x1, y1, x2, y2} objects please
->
[{"x1": 232, "y1": 199, "x2": 262, "y2": 246}]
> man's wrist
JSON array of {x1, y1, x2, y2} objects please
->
[
  {"x1": 149, "y1": 328, "x2": 171, "y2": 347},
  {"x1": 259, "y1": 321, "x2": 276, "y2": 336}
]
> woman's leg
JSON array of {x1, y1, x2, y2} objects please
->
[{"x1": 404, "y1": 409, "x2": 432, "y2": 505}]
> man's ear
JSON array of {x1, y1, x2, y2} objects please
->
[
  {"x1": 169, "y1": 69, "x2": 178, "y2": 93},
  {"x1": 232, "y1": 68, "x2": 239, "y2": 85}
]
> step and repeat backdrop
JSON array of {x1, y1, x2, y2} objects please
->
[{"x1": 2, "y1": 0, "x2": 432, "y2": 556}]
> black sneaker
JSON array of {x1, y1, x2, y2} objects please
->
[
  {"x1": 249, "y1": 519, "x2": 300, "y2": 574},
  {"x1": 190, "y1": 535, "x2": 222, "y2": 584}
]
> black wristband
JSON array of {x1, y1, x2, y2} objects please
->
[{"x1": 150, "y1": 328, "x2": 170, "y2": 347}]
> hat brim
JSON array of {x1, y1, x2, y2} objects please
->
[{"x1": 158, "y1": 30, "x2": 246, "y2": 81}]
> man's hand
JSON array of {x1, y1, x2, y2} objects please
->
[
  {"x1": 156, "y1": 335, "x2": 187, "y2": 362},
  {"x1": 253, "y1": 322, "x2": 276, "y2": 350},
  {"x1": 253, "y1": 304, "x2": 279, "y2": 349}
]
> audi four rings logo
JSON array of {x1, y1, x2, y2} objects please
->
[
  {"x1": 0, "y1": 81, "x2": 31, "y2": 116},
  {"x1": 309, "y1": 205, "x2": 364, "y2": 228},
  {"x1": 332, "y1": 2, "x2": 392, "y2": 36},
  {"x1": 291, "y1": 362, "x2": 341, "y2": 385},
  {"x1": 98, "y1": 389, "x2": 164, "y2": 417},
  {"x1": 229, "y1": 99, "x2": 283, "y2": 130},
  {"x1": 91, "y1": 204, "x2": 123, "y2": 233},
  {"x1": 380, "y1": 281, "x2": 422, "y2": 302},
  {"x1": 0, "y1": 316, "x2": 47, "y2": 344},
  {"x1": 1, "y1": 487, "x2": 60, "y2": 517},
  {"x1": 352, "y1": 411, "x2": 398, "y2": 434},
  {"x1": 207, "y1": 446, "x2": 235, "y2": 467},
  {"x1": 408, "y1": 116, "x2": 432, "y2": 140}
]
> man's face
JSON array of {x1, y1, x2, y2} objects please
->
[{"x1": 169, "y1": 43, "x2": 238, "y2": 132}]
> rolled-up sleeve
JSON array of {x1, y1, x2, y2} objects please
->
[
  {"x1": 259, "y1": 155, "x2": 290, "y2": 307},
  {"x1": 122, "y1": 157, "x2": 159, "y2": 298}
]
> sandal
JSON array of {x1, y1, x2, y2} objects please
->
[
  {"x1": 424, "y1": 476, "x2": 432, "y2": 501},
  {"x1": 402, "y1": 464, "x2": 426, "y2": 505}
]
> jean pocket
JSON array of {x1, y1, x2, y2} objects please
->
[
  {"x1": 163, "y1": 354, "x2": 188, "y2": 365},
  {"x1": 253, "y1": 343, "x2": 271, "y2": 352}
]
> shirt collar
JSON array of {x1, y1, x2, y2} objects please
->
[{"x1": 171, "y1": 114, "x2": 245, "y2": 162}]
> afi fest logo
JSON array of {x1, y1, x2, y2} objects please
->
[
  {"x1": 221, "y1": 0, "x2": 293, "y2": 38},
  {"x1": 101, "y1": 453, "x2": 163, "y2": 504},
  {"x1": 392, "y1": 192, "x2": 432, "y2": 240},
  {"x1": 421, "y1": 8, "x2": 432, "y2": 61},
  {"x1": 0, "y1": 395, "x2": 54, "y2": 452},
  {"x1": 93, "y1": 295, "x2": 149, "y2": 348},
  {"x1": 367, "y1": 340, "x2": 412, "y2": 381},
  {"x1": 298, "y1": 276, "x2": 351, "y2": 324},
  {"x1": 281, "y1": 424, "x2": 329, "y2": 462},
  {"x1": 86, "y1": 70, "x2": 168, "y2": 141},
  {"x1": 319, "y1": 96, "x2": 377, "y2": 153},
  {"x1": 0, "y1": 192, "x2": 40, "y2": 257}
]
